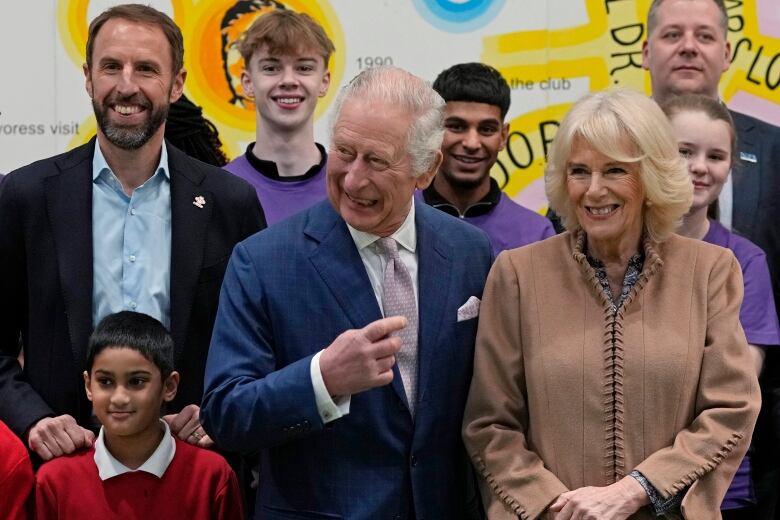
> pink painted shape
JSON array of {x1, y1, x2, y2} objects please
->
[
  {"x1": 511, "y1": 177, "x2": 549, "y2": 214},
  {"x1": 757, "y1": 0, "x2": 780, "y2": 38},
  {"x1": 728, "y1": 92, "x2": 780, "y2": 127}
]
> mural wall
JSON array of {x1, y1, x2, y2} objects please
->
[{"x1": 1, "y1": 0, "x2": 777, "y2": 212}]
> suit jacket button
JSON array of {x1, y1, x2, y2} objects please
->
[{"x1": 410, "y1": 455, "x2": 417, "y2": 467}]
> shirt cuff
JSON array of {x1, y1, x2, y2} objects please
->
[
  {"x1": 629, "y1": 470, "x2": 684, "y2": 517},
  {"x1": 310, "y1": 350, "x2": 350, "y2": 424}
]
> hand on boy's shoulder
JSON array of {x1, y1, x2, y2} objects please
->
[
  {"x1": 163, "y1": 404, "x2": 215, "y2": 448},
  {"x1": 27, "y1": 415, "x2": 95, "y2": 460}
]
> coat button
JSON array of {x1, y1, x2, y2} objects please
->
[{"x1": 410, "y1": 455, "x2": 417, "y2": 467}]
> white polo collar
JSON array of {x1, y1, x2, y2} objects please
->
[{"x1": 93, "y1": 420, "x2": 176, "y2": 481}]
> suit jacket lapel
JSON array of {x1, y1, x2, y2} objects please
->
[
  {"x1": 415, "y1": 205, "x2": 452, "y2": 410},
  {"x1": 304, "y1": 205, "x2": 416, "y2": 408},
  {"x1": 730, "y1": 111, "x2": 760, "y2": 234},
  {"x1": 306, "y1": 204, "x2": 383, "y2": 331},
  {"x1": 44, "y1": 141, "x2": 96, "y2": 365},
  {"x1": 169, "y1": 145, "x2": 211, "y2": 363}
]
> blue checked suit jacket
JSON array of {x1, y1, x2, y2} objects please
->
[{"x1": 202, "y1": 200, "x2": 493, "y2": 520}]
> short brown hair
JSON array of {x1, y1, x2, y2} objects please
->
[
  {"x1": 238, "y1": 9, "x2": 335, "y2": 68},
  {"x1": 646, "y1": 0, "x2": 728, "y2": 37},
  {"x1": 86, "y1": 4, "x2": 184, "y2": 74},
  {"x1": 660, "y1": 94, "x2": 736, "y2": 167}
]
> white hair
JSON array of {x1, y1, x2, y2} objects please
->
[{"x1": 329, "y1": 66, "x2": 445, "y2": 176}]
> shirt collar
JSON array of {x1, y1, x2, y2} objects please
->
[
  {"x1": 245, "y1": 142, "x2": 327, "y2": 182},
  {"x1": 422, "y1": 177, "x2": 501, "y2": 218},
  {"x1": 92, "y1": 139, "x2": 170, "y2": 182},
  {"x1": 93, "y1": 420, "x2": 177, "y2": 481},
  {"x1": 347, "y1": 197, "x2": 417, "y2": 254}
]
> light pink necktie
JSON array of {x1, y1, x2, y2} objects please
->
[{"x1": 378, "y1": 237, "x2": 419, "y2": 416}]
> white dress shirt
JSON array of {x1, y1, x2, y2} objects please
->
[
  {"x1": 718, "y1": 173, "x2": 733, "y2": 230},
  {"x1": 93, "y1": 420, "x2": 176, "y2": 481},
  {"x1": 310, "y1": 200, "x2": 419, "y2": 423}
]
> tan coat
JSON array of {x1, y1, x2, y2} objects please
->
[{"x1": 463, "y1": 231, "x2": 760, "y2": 520}]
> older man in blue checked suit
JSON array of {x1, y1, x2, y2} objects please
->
[{"x1": 202, "y1": 66, "x2": 493, "y2": 520}]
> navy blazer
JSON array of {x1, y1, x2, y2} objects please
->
[
  {"x1": 729, "y1": 111, "x2": 780, "y2": 483},
  {"x1": 0, "y1": 139, "x2": 265, "y2": 437},
  {"x1": 729, "y1": 110, "x2": 780, "y2": 308},
  {"x1": 202, "y1": 200, "x2": 493, "y2": 520}
]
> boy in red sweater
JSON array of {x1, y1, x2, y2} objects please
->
[{"x1": 35, "y1": 311, "x2": 243, "y2": 519}]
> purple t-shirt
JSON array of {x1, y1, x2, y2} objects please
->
[
  {"x1": 416, "y1": 191, "x2": 554, "y2": 256},
  {"x1": 704, "y1": 219, "x2": 780, "y2": 510},
  {"x1": 467, "y1": 193, "x2": 555, "y2": 255},
  {"x1": 224, "y1": 154, "x2": 327, "y2": 227}
]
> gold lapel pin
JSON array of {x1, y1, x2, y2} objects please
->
[{"x1": 193, "y1": 195, "x2": 206, "y2": 209}]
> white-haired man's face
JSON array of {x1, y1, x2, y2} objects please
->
[{"x1": 326, "y1": 98, "x2": 438, "y2": 237}]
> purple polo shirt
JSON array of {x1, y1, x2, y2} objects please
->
[
  {"x1": 419, "y1": 179, "x2": 554, "y2": 256},
  {"x1": 224, "y1": 144, "x2": 327, "y2": 226},
  {"x1": 704, "y1": 219, "x2": 780, "y2": 510}
]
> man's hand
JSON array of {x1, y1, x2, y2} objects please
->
[
  {"x1": 549, "y1": 476, "x2": 649, "y2": 520},
  {"x1": 27, "y1": 415, "x2": 95, "y2": 460},
  {"x1": 319, "y1": 316, "x2": 407, "y2": 397},
  {"x1": 163, "y1": 404, "x2": 214, "y2": 448}
]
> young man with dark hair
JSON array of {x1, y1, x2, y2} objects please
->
[
  {"x1": 421, "y1": 62, "x2": 554, "y2": 255},
  {"x1": 35, "y1": 311, "x2": 243, "y2": 519},
  {"x1": 225, "y1": 9, "x2": 335, "y2": 225}
]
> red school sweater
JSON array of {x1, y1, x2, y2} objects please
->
[
  {"x1": 0, "y1": 421, "x2": 34, "y2": 520},
  {"x1": 35, "y1": 436, "x2": 243, "y2": 520}
]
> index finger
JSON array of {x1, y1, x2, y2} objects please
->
[
  {"x1": 63, "y1": 421, "x2": 91, "y2": 450},
  {"x1": 362, "y1": 316, "x2": 407, "y2": 342},
  {"x1": 548, "y1": 493, "x2": 570, "y2": 512},
  {"x1": 168, "y1": 407, "x2": 197, "y2": 434}
]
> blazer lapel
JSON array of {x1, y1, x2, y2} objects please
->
[
  {"x1": 305, "y1": 206, "x2": 416, "y2": 408},
  {"x1": 306, "y1": 205, "x2": 382, "y2": 331},
  {"x1": 44, "y1": 141, "x2": 96, "y2": 365},
  {"x1": 730, "y1": 111, "x2": 760, "y2": 234},
  {"x1": 414, "y1": 206, "x2": 452, "y2": 410},
  {"x1": 169, "y1": 146, "x2": 211, "y2": 363}
]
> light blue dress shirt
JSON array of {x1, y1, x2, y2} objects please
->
[{"x1": 92, "y1": 142, "x2": 172, "y2": 328}]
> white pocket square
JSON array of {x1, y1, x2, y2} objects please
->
[{"x1": 457, "y1": 296, "x2": 481, "y2": 322}]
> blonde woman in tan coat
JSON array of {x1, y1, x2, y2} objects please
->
[{"x1": 462, "y1": 89, "x2": 760, "y2": 520}]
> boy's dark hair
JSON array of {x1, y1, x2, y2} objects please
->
[
  {"x1": 432, "y1": 63, "x2": 511, "y2": 119},
  {"x1": 86, "y1": 311, "x2": 175, "y2": 380}
]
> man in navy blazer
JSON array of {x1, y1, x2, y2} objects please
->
[
  {"x1": 202, "y1": 67, "x2": 493, "y2": 519},
  {"x1": 0, "y1": 5, "x2": 264, "y2": 461}
]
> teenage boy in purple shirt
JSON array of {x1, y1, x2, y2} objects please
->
[
  {"x1": 419, "y1": 62, "x2": 554, "y2": 255},
  {"x1": 224, "y1": 9, "x2": 334, "y2": 226}
]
